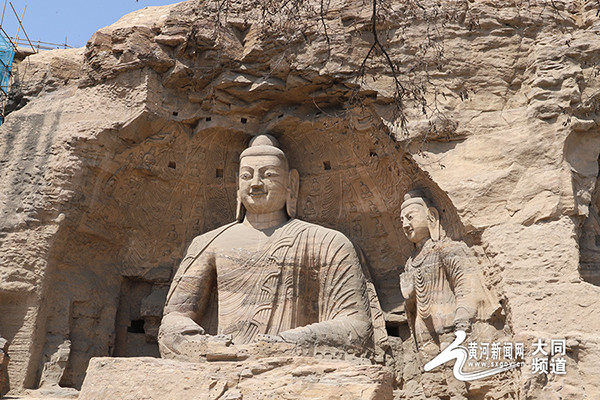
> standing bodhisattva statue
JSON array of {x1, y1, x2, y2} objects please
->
[
  {"x1": 159, "y1": 135, "x2": 375, "y2": 360},
  {"x1": 0, "y1": 336, "x2": 9, "y2": 398},
  {"x1": 399, "y1": 190, "x2": 499, "y2": 347}
]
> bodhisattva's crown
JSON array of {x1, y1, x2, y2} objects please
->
[{"x1": 401, "y1": 189, "x2": 433, "y2": 210}]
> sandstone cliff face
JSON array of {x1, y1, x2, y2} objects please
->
[{"x1": 0, "y1": 0, "x2": 599, "y2": 398}]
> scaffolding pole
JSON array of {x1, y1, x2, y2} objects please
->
[
  {"x1": 9, "y1": 2, "x2": 36, "y2": 53},
  {"x1": 0, "y1": 0, "x2": 7, "y2": 29}
]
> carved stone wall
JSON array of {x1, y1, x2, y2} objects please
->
[
  {"x1": 0, "y1": 0, "x2": 599, "y2": 399},
  {"x1": 29, "y1": 103, "x2": 451, "y2": 390}
]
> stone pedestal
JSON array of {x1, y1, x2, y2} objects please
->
[{"x1": 79, "y1": 356, "x2": 393, "y2": 400}]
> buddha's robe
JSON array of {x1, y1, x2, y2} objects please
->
[
  {"x1": 400, "y1": 238, "x2": 499, "y2": 342},
  {"x1": 163, "y1": 218, "x2": 373, "y2": 351}
]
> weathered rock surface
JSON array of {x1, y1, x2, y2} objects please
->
[
  {"x1": 79, "y1": 356, "x2": 393, "y2": 400},
  {"x1": 0, "y1": 0, "x2": 600, "y2": 399}
]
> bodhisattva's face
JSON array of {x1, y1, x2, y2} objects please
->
[
  {"x1": 400, "y1": 203, "x2": 431, "y2": 244},
  {"x1": 238, "y1": 154, "x2": 289, "y2": 215}
]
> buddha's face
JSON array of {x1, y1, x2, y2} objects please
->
[
  {"x1": 238, "y1": 154, "x2": 289, "y2": 215},
  {"x1": 400, "y1": 203, "x2": 431, "y2": 244}
]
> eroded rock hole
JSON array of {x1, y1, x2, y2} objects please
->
[
  {"x1": 216, "y1": 168, "x2": 224, "y2": 178},
  {"x1": 385, "y1": 323, "x2": 399, "y2": 337},
  {"x1": 385, "y1": 322, "x2": 411, "y2": 341},
  {"x1": 323, "y1": 161, "x2": 331, "y2": 170},
  {"x1": 168, "y1": 161, "x2": 176, "y2": 169},
  {"x1": 127, "y1": 320, "x2": 145, "y2": 334},
  {"x1": 240, "y1": 117, "x2": 247, "y2": 124}
]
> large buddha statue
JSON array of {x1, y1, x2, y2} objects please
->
[{"x1": 158, "y1": 135, "x2": 377, "y2": 360}]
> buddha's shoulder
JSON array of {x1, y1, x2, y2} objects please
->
[
  {"x1": 288, "y1": 218, "x2": 353, "y2": 244},
  {"x1": 186, "y1": 222, "x2": 238, "y2": 253}
]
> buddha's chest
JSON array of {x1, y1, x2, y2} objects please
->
[{"x1": 209, "y1": 243, "x2": 288, "y2": 294}]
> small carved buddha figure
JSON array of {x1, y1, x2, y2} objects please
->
[
  {"x1": 159, "y1": 135, "x2": 376, "y2": 359},
  {"x1": 399, "y1": 189, "x2": 499, "y2": 347}
]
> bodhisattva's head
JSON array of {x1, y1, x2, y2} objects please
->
[
  {"x1": 400, "y1": 189, "x2": 443, "y2": 244},
  {"x1": 236, "y1": 135, "x2": 299, "y2": 221}
]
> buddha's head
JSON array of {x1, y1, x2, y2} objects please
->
[
  {"x1": 236, "y1": 134, "x2": 299, "y2": 221},
  {"x1": 400, "y1": 189, "x2": 443, "y2": 244}
]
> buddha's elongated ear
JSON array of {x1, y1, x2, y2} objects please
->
[
  {"x1": 427, "y1": 207, "x2": 442, "y2": 241},
  {"x1": 286, "y1": 169, "x2": 300, "y2": 218},
  {"x1": 235, "y1": 182, "x2": 245, "y2": 222}
]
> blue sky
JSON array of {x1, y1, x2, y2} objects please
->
[{"x1": 0, "y1": 0, "x2": 182, "y2": 49}]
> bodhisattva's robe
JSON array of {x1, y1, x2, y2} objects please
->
[
  {"x1": 400, "y1": 238, "x2": 499, "y2": 344},
  {"x1": 161, "y1": 218, "x2": 373, "y2": 352},
  {"x1": 0, "y1": 337, "x2": 9, "y2": 397}
]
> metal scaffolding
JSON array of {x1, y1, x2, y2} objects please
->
[
  {"x1": 0, "y1": 1, "x2": 73, "y2": 125},
  {"x1": 0, "y1": 29, "x2": 14, "y2": 95},
  {"x1": 0, "y1": 0, "x2": 71, "y2": 125}
]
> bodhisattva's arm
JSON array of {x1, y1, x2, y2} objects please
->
[
  {"x1": 441, "y1": 241, "x2": 478, "y2": 331},
  {"x1": 158, "y1": 240, "x2": 216, "y2": 357}
]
